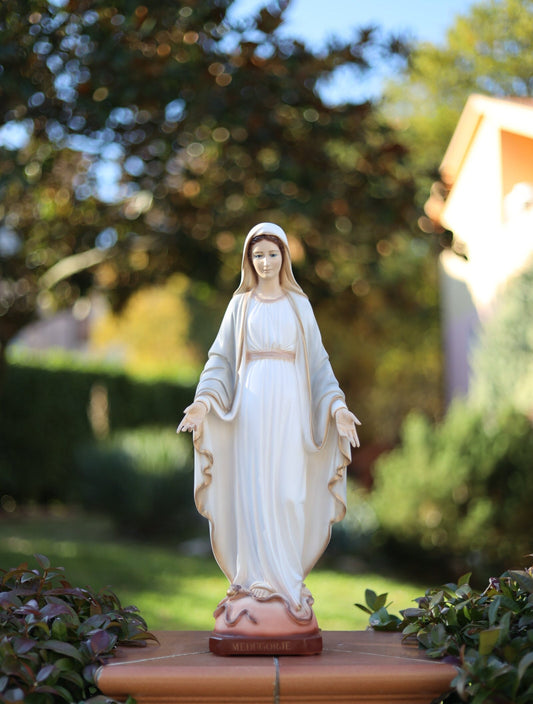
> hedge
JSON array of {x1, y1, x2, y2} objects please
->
[
  {"x1": 0, "y1": 355, "x2": 195, "y2": 504},
  {"x1": 74, "y1": 426, "x2": 202, "y2": 540}
]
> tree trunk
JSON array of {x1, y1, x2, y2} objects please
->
[{"x1": 0, "y1": 338, "x2": 7, "y2": 401}]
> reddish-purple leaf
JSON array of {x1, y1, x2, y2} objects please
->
[
  {"x1": 0, "y1": 592, "x2": 20, "y2": 608},
  {"x1": 12, "y1": 637, "x2": 37, "y2": 655},
  {"x1": 3, "y1": 687, "x2": 25, "y2": 701},
  {"x1": 39, "y1": 639, "x2": 84, "y2": 662},
  {"x1": 41, "y1": 602, "x2": 72, "y2": 620},
  {"x1": 34, "y1": 554, "x2": 51, "y2": 570},
  {"x1": 88, "y1": 629, "x2": 114, "y2": 655},
  {"x1": 36, "y1": 663, "x2": 56, "y2": 682}
]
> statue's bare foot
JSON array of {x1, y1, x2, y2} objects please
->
[{"x1": 250, "y1": 586, "x2": 272, "y2": 600}]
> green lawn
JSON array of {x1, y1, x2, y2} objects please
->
[{"x1": 0, "y1": 510, "x2": 424, "y2": 631}]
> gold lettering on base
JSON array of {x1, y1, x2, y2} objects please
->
[{"x1": 231, "y1": 641, "x2": 292, "y2": 652}]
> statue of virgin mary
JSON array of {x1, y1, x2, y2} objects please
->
[{"x1": 178, "y1": 222, "x2": 360, "y2": 646}]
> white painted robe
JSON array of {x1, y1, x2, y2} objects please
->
[{"x1": 192, "y1": 289, "x2": 350, "y2": 619}]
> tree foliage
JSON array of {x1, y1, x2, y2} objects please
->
[
  {"x1": 0, "y1": 0, "x2": 441, "y2": 439},
  {"x1": 90, "y1": 275, "x2": 200, "y2": 380}
]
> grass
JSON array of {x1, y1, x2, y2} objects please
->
[{"x1": 0, "y1": 509, "x2": 425, "y2": 631}]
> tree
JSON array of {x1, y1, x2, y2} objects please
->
[
  {"x1": 381, "y1": 0, "x2": 533, "y2": 209},
  {"x1": 0, "y1": 0, "x2": 439, "y2": 440},
  {"x1": 90, "y1": 274, "x2": 200, "y2": 380}
]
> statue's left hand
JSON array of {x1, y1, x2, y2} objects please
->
[
  {"x1": 335, "y1": 408, "x2": 361, "y2": 448},
  {"x1": 176, "y1": 400, "x2": 208, "y2": 434}
]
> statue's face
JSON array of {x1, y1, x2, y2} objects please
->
[{"x1": 250, "y1": 240, "x2": 283, "y2": 283}]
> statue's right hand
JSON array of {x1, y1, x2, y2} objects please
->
[{"x1": 176, "y1": 400, "x2": 208, "y2": 434}]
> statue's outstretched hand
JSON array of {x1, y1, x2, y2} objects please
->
[
  {"x1": 177, "y1": 400, "x2": 208, "y2": 434},
  {"x1": 335, "y1": 408, "x2": 361, "y2": 448}
]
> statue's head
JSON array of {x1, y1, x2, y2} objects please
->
[
  {"x1": 234, "y1": 223, "x2": 305, "y2": 297},
  {"x1": 246, "y1": 234, "x2": 286, "y2": 284}
]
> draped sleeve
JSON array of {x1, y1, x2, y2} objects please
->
[
  {"x1": 290, "y1": 296, "x2": 348, "y2": 450},
  {"x1": 194, "y1": 294, "x2": 248, "y2": 417}
]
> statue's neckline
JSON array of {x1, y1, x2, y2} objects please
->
[{"x1": 252, "y1": 292, "x2": 286, "y2": 303}]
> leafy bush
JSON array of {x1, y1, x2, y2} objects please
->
[
  {"x1": 0, "y1": 553, "x2": 156, "y2": 703},
  {"x1": 357, "y1": 565, "x2": 533, "y2": 704},
  {"x1": 370, "y1": 403, "x2": 533, "y2": 574},
  {"x1": 327, "y1": 481, "x2": 379, "y2": 560},
  {"x1": 0, "y1": 355, "x2": 194, "y2": 504},
  {"x1": 74, "y1": 427, "x2": 201, "y2": 540},
  {"x1": 470, "y1": 263, "x2": 533, "y2": 419}
]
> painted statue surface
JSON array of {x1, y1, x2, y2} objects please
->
[{"x1": 178, "y1": 223, "x2": 360, "y2": 642}]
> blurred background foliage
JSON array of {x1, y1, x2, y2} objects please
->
[
  {"x1": 381, "y1": 0, "x2": 533, "y2": 210},
  {"x1": 1, "y1": 0, "x2": 532, "y2": 591},
  {"x1": 0, "y1": 0, "x2": 441, "y2": 445},
  {"x1": 90, "y1": 274, "x2": 201, "y2": 380},
  {"x1": 0, "y1": 350, "x2": 195, "y2": 503}
]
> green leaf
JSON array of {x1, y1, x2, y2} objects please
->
[
  {"x1": 37, "y1": 683, "x2": 75, "y2": 702},
  {"x1": 401, "y1": 607, "x2": 426, "y2": 619},
  {"x1": 445, "y1": 607, "x2": 458, "y2": 627},
  {"x1": 478, "y1": 628, "x2": 501, "y2": 655},
  {"x1": 20, "y1": 571, "x2": 39, "y2": 585},
  {"x1": 51, "y1": 619, "x2": 68, "y2": 641},
  {"x1": 365, "y1": 589, "x2": 378, "y2": 610},
  {"x1": 518, "y1": 651, "x2": 533, "y2": 682},
  {"x1": 429, "y1": 590, "x2": 444, "y2": 609},
  {"x1": 488, "y1": 596, "x2": 501, "y2": 627},
  {"x1": 368, "y1": 607, "x2": 402, "y2": 631},
  {"x1": 509, "y1": 570, "x2": 533, "y2": 595},
  {"x1": 458, "y1": 573, "x2": 472, "y2": 587},
  {"x1": 455, "y1": 584, "x2": 472, "y2": 599},
  {"x1": 373, "y1": 593, "x2": 389, "y2": 611},
  {"x1": 57, "y1": 668, "x2": 85, "y2": 690},
  {"x1": 499, "y1": 611, "x2": 512, "y2": 640},
  {"x1": 28, "y1": 621, "x2": 51, "y2": 637},
  {"x1": 417, "y1": 629, "x2": 433, "y2": 649}
]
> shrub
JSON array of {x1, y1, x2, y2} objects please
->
[
  {"x1": 470, "y1": 263, "x2": 533, "y2": 419},
  {"x1": 74, "y1": 427, "x2": 202, "y2": 540},
  {"x1": 0, "y1": 553, "x2": 156, "y2": 703},
  {"x1": 370, "y1": 403, "x2": 533, "y2": 574},
  {"x1": 357, "y1": 564, "x2": 533, "y2": 704}
]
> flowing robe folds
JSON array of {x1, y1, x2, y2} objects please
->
[{"x1": 192, "y1": 290, "x2": 350, "y2": 619}]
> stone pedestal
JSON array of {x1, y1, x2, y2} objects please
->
[{"x1": 96, "y1": 630, "x2": 456, "y2": 703}]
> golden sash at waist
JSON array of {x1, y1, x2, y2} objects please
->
[{"x1": 246, "y1": 350, "x2": 296, "y2": 363}]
